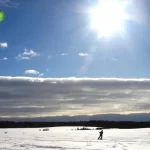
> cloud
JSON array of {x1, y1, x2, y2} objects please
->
[
  {"x1": 39, "y1": 73, "x2": 44, "y2": 77},
  {"x1": 79, "y1": 53, "x2": 88, "y2": 56},
  {"x1": 1, "y1": 113, "x2": 150, "y2": 122},
  {"x1": 23, "y1": 49, "x2": 39, "y2": 57},
  {"x1": 24, "y1": 70, "x2": 44, "y2": 77},
  {"x1": 16, "y1": 48, "x2": 39, "y2": 60},
  {"x1": 0, "y1": 42, "x2": 8, "y2": 48},
  {"x1": 3, "y1": 57, "x2": 8, "y2": 60},
  {"x1": 48, "y1": 53, "x2": 68, "y2": 59},
  {"x1": 112, "y1": 58, "x2": 117, "y2": 61},
  {"x1": 0, "y1": 57, "x2": 8, "y2": 60},
  {"x1": 0, "y1": 0, "x2": 19, "y2": 8},
  {"x1": 61, "y1": 53, "x2": 68, "y2": 56},
  {"x1": 0, "y1": 77, "x2": 150, "y2": 118},
  {"x1": 24, "y1": 70, "x2": 40, "y2": 75}
]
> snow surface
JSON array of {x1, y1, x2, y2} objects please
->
[{"x1": 0, "y1": 127, "x2": 150, "y2": 150}]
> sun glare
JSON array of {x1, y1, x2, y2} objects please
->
[{"x1": 90, "y1": 0, "x2": 128, "y2": 38}]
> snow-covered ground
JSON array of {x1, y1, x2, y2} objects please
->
[{"x1": 0, "y1": 127, "x2": 150, "y2": 150}]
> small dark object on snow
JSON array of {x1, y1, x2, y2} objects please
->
[{"x1": 43, "y1": 128, "x2": 49, "y2": 131}]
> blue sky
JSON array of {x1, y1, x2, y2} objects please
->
[
  {"x1": 0, "y1": 0, "x2": 150, "y2": 78},
  {"x1": 1, "y1": 0, "x2": 150, "y2": 120}
]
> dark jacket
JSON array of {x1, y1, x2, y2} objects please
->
[{"x1": 100, "y1": 130, "x2": 103, "y2": 136}]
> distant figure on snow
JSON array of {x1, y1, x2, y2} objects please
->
[{"x1": 98, "y1": 130, "x2": 103, "y2": 140}]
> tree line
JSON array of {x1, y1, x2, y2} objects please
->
[{"x1": 0, "y1": 120, "x2": 150, "y2": 128}]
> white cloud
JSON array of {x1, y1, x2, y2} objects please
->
[
  {"x1": 39, "y1": 73, "x2": 44, "y2": 77},
  {"x1": 3, "y1": 57, "x2": 8, "y2": 60},
  {"x1": 24, "y1": 69, "x2": 44, "y2": 77},
  {"x1": 16, "y1": 48, "x2": 39, "y2": 60},
  {"x1": 79, "y1": 53, "x2": 88, "y2": 56},
  {"x1": 0, "y1": 57, "x2": 8, "y2": 60},
  {"x1": 0, "y1": 77, "x2": 150, "y2": 118},
  {"x1": 112, "y1": 58, "x2": 117, "y2": 61},
  {"x1": 24, "y1": 70, "x2": 39, "y2": 75},
  {"x1": 61, "y1": 53, "x2": 68, "y2": 56},
  {"x1": 23, "y1": 49, "x2": 39, "y2": 57},
  {"x1": 0, "y1": 42, "x2": 8, "y2": 48},
  {"x1": 19, "y1": 56, "x2": 30, "y2": 60}
]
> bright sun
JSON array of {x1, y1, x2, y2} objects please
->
[{"x1": 90, "y1": 0, "x2": 128, "y2": 38}]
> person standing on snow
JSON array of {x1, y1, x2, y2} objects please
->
[{"x1": 98, "y1": 129, "x2": 103, "y2": 140}]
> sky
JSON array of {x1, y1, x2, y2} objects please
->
[{"x1": 1, "y1": 0, "x2": 150, "y2": 121}]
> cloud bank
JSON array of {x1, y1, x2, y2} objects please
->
[{"x1": 0, "y1": 77, "x2": 150, "y2": 119}]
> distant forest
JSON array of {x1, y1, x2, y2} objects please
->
[{"x1": 0, "y1": 120, "x2": 150, "y2": 129}]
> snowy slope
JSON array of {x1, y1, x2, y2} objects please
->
[{"x1": 0, "y1": 127, "x2": 150, "y2": 150}]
